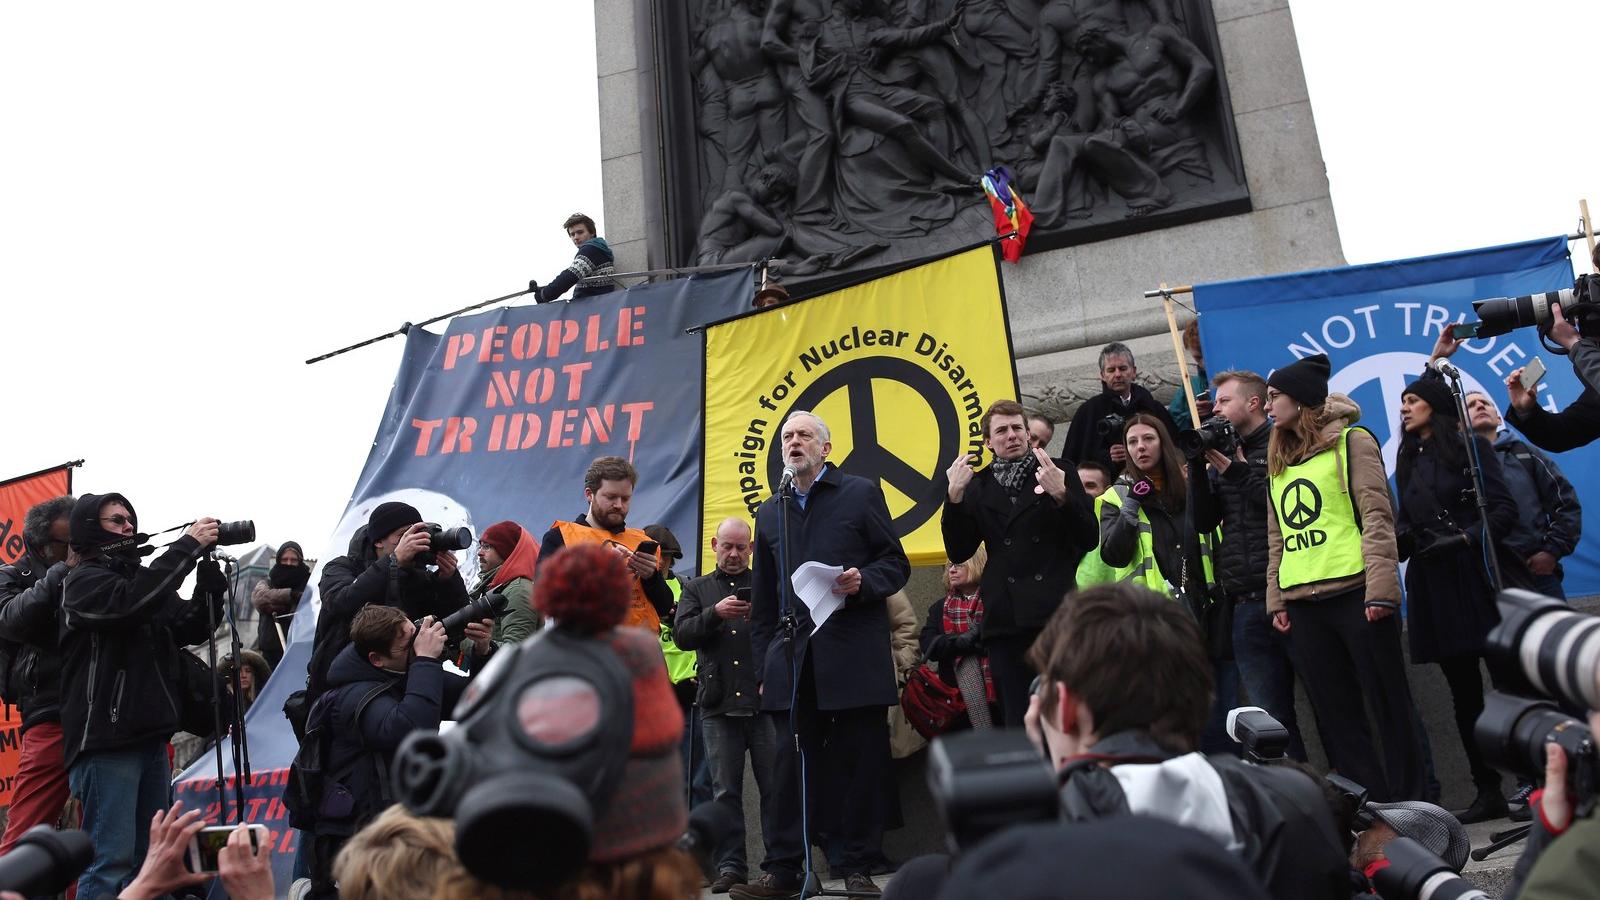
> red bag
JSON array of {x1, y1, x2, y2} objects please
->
[{"x1": 900, "y1": 663, "x2": 966, "y2": 739}]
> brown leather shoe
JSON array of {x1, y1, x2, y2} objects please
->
[
  {"x1": 712, "y1": 871, "x2": 745, "y2": 894},
  {"x1": 843, "y1": 873, "x2": 882, "y2": 895},
  {"x1": 729, "y1": 872, "x2": 803, "y2": 900}
]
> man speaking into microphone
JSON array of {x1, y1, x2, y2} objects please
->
[{"x1": 742, "y1": 410, "x2": 909, "y2": 898}]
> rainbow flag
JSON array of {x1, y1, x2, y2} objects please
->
[{"x1": 982, "y1": 165, "x2": 1033, "y2": 263}]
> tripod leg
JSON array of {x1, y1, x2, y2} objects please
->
[{"x1": 1471, "y1": 824, "x2": 1530, "y2": 862}]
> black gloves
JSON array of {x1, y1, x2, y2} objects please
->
[{"x1": 195, "y1": 559, "x2": 229, "y2": 597}]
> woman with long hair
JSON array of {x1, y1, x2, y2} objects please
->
[
  {"x1": 1081, "y1": 413, "x2": 1211, "y2": 602},
  {"x1": 1264, "y1": 354, "x2": 1426, "y2": 801},
  {"x1": 920, "y1": 545, "x2": 997, "y2": 728},
  {"x1": 1394, "y1": 366, "x2": 1524, "y2": 822}
]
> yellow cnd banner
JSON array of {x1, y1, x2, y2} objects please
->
[{"x1": 701, "y1": 245, "x2": 1019, "y2": 565}]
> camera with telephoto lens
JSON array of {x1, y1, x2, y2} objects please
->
[
  {"x1": 1470, "y1": 274, "x2": 1600, "y2": 352},
  {"x1": 1484, "y1": 589, "x2": 1600, "y2": 713},
  {"x1": 1371, "y1": 837, "x2": 1490, "y2": 900},
  {"x1": 215, "y1": 520, "x2": 256, "y2": 546},
  {"x1": 927, "y1": 729, "x2": 1061, "y2": 853},
  {"x1": 415, "y1": 522, "x2": 472, "y2": 566},
  {"x1": 418, "y1": 591, "x2": 511, "y2": 645},
  {"x1": 1096, "y1": 412, "x2": 1127, "y2": 438},
  {"x1": 1178, "y1": 415, "x2": 1242, "y2": 459},
  {"x1": 1475, "y1": 589, "x2": 1600, "y2": 817},
  {"x1": 1475, "y1": 692, "x2": 1597, "y2": 819}
]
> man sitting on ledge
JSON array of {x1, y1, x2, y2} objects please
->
[{"x1": 533, "y1": 212, "x2": 618, "y2": 302}]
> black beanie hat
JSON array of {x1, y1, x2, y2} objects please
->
[
  {"x1": 1403, "y1": 377, "x2": 1458, "y2": 421},
  {"x1": 367, "y1": 502, "x2": 423, "y2": 544},
  {"x1": 1267, "y1": 354, "x2": 1331, "y2": 407},
  {"x1": 69, "y1": 492, "x2": 138, "y2": 555}
]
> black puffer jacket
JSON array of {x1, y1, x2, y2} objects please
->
[
  {"x1": 60, "y1": 535, "x2": 216, "y2": 768},
  {"x1": 307, "y1": 526, "x2": 467, "y2": 704},
  {"x1": 0, "y1": 553, "x2": 68, "y2": 732},
  {"x1": 1192, "y1": 420, "x2": 1273, "y2": 603}
]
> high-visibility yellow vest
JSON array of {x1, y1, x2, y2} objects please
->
[
  {"x1": 659, "y1": 576, "x2": 697, "y2": 684},
  {"x1": 1076, "y1": 484, "x2": 1216, "y2": 599},
  {"x1": 1269, "y1": 428, "x2": 1366, "y2": 590}
]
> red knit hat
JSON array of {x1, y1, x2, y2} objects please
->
[
  {"x1": 480, "y1": 520, "x2": 521, "y2": 560},
  {"x1": 532, "y1": 545, "x2": 685, "y2": 863}
]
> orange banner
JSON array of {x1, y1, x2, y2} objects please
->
[{"x1": 0, "y1": 465, "x2": 73, "y2": 567}]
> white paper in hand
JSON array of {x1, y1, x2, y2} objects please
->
[{"x1": 791, "y1": 561, "x2": 847, "y2": 635}]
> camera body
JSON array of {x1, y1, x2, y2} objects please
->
[
  {"x1": 1096, "y1": 412, "x2": 1126, "y2": 438},
  {"x1": 1178, "y1": 415, "x2": 1241, "y2": 459},
  {"x1": 415, "y1": 523, "x2": 472, "y2": 567}
]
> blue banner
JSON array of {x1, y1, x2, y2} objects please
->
[
  {"x1": 1193, "y1": 236, "x2": 1598, "y2": 595},
  {"x1": 176, "y1": 271, "x2": 752, "y2": 892}
]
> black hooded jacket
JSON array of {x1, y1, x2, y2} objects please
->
[
  {"x1": 308, "y1": 526, "x2": 467, "y2": 704},
  {"x1": 0, "y1": 551, "x2": 69, "y2": 732},
  {"x1": 59, "y1": 494, "x2": 218, "y2": 768}
]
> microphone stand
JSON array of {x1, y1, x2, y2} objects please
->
[
  {"x1": 1436, "y1": 365, "x2": 1503, "y2": 592},
  {"x1": 202, "y1": 554, "x2": 253, "y2": 824}
]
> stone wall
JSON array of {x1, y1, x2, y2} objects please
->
[{"x1": 596, "y1": 0, "x2": 1345, "y2": 419}]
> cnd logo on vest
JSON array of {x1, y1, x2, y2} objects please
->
[{"x1": 1280, "y1": 479, "x2": 1326, "y2": 552}]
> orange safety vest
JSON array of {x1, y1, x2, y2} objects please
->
[{"x1": 552, "y1": 520, "x2": 664, "y2": 631}]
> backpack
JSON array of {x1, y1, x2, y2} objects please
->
[{"x1": 283, "y1": 681, "x2": 391, "y2": 831}]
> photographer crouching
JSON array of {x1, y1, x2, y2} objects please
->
[{"x1": 59, "y1": 494, "x2": 229, "y2": 899}]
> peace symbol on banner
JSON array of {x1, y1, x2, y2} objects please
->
[{"x1": 768, "y1": 357, "x2": 960, "y2": 536}]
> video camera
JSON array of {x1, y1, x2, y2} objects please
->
[
  {"x1": 1468, "y1": 274, "x2": 1600, "y2": 353},
  {"x1": 1178, "y1": 415, "x2": 1242, "y2": 459},
  {"x1": 416, "y1": 523, "x2": 472, "y2": 566},
  {"x1": 1475, "y1": 589, "x2": 1600, "y2": 818}
]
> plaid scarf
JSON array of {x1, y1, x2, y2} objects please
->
[{"x1": 942, "y1": 590, "x2": 995, "y2": 702}]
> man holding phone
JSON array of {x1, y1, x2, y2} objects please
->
[
  {"x1": 673, "y1": 517, "x2": 774, "y2": 894},
  {"x1": 540, "y1": 456, "x2": 674, "y2": 631}
]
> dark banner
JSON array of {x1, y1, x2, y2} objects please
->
[{"x1": 176, "y1": 272, "x2": 752, "y2": 894}]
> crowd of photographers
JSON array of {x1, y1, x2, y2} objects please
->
[{"x1": 2, "y1": 263, "x2": 1600, "y2": 899}]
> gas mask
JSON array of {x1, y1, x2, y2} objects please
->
[{"x1": 391, "y1": 625, "x2": 636, "y2": 889}]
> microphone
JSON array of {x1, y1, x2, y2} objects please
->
[
  {"x1": 0, "y1": 826, "x2": 93, "y2": 896},
  {"x1": 778, "y1": 465, "x2": 797, "y2": 494},
  {"x1": 211, "y1": 548, "x2": 237, "y2": 562},
  {"x1": 1430, "y1": 357, "x2": 1462, "y2": 380}
]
